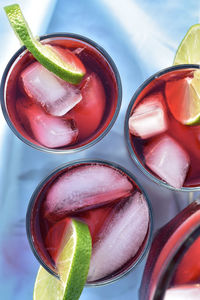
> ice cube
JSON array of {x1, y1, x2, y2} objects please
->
[
  {"x1": 45, "y1": 164, "x2": 133, "y2": 219},
  {"x1": 87, "y1": 192, "x2": 149, "y2": 282},
  {"x1": 129, "y1": 93, "x2": 167, "y2": 139},
  {"x1": 164, "y1": 285, "x2": 200, "y2": 300},
  {"x1": 21, "y1": 62, "x2": 82, "y2": 116},
  {"x1": 68, "y1": 72, "x2": 106, "y2": 139},
  {"x1": 145, "y1": 135, "x2": 190, "y2": 188},
  {"x1": 17, "y1": 99, "x2": 78, "y2": 148}
]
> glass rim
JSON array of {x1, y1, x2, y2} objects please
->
[
  {"x1": 26, "y1": 158, "x2": 153, "y2": 287},
  {"x1": 125, "y1": 64, "x2": 200, "y2": 192},
  {"x1": 0, "y1": 32, "x2": 122, "y2": 154},
  {"x1": 153, "y1": 224, "x2": 200, "y2": 300}
]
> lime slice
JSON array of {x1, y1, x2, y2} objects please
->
[
  {"x1": 33, "y1": 267, "x2": 62, "y2": 300},
  {"x1": 169, "y1": 24, "x2": 200, "y2": 125},
  {"x1": 33, "y1": 219, "x2": 92, "y2": 300},
  {"x1": 174, "y1": 24, "x2": 200, "y2": 65},
  {"x1": 166, "y1": 72, "x2": 200, "y2": 125},
  {"x1": 4, "y1": 4, "x2": 85, "y2": 84}
]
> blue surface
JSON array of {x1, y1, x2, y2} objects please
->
[{"x1": 0, "y1": 0, "x2": 198, "y2": 299}]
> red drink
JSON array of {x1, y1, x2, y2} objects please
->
[
  {"x1": 26, "y1": 160, "x2": 152, "y2": 284},
  {"x1": 140, "y1": 200, "x2": 200, "y2": 300},
  {"x1": 126, "y1": 66, "x2": 200, "y2": 189},
  {"x1": 1, "y1": 34, "x2": 121, "y2": 152},
  {"x1": 172, "y1": 236, "x2": 200, "y2": 285}
]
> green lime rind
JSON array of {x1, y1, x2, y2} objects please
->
[
  {"x1": 185, "y1": 115, "x2": 200, "y2": 125},
  {"x1": 33, "y1": 220, "x2": 92, "y2": 300},
  {"x1": 185, "y1": 76, "x2": 200, "y2": 125},
  {"x1": 173, "y1": 24, "x2": 200, "y2": 65},
  {"x1": 61, "y1": 220, "x2": 92, "y2": 300},
  {"x1": 4, "y1": 4, "x2": 34, "y2": 45},
  {"x1": 4, "y1": 4, "x2": 85, "y2": 84},
  {"x1": 172, "y1": 24, "x2": 200, "y2": 126}
]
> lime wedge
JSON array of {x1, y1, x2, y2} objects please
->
[
  {"x1": 166, "y1": 72, "x2": 200, "y2": 125},
  {"x1": 4, "y1": 4, "x2": 86, "y2": 84},
  {"x1": 188, "y1": 72, "x2": 200, "y2": 124},
  {"x1": 169, "y1": 24, "x2": 200, "y2": 125},
  {"x1": 33, "y1": 267, "x2": 62, "y2": 300},
  {"x1": 174, "y1": 24, "x2": 200, "y2": 65},
  {"x1": 33, "y1": 219, "x2": 92, "y2": 300}
]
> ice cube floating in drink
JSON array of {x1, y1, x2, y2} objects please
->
[
  {"x1": 26, "y1": 160, "x2": 152, "y2": 285},
  {"x1": 1, "y1": 34, "x2": 121, "y2": 153},
  {"x1": 125, "y1": 65, "x2": 200, "y2": 190}
]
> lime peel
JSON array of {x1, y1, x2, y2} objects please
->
[
  {"x1": 171, "y1": 23, "x2": 200, "y2": 125},
  {"x1": 33, "y1": 219, "x2": 92, "y2": 300},
  {"x1": 173, "y1": 24, "x2": 200, "y2": 65},
  {"x1": 59, "y1": 219, "x2": 92, "y2": 300},
  {"x1": 186, "y1": 75, "x2": 200, "y2": 125},
  {"x1": 4, "y1": 4, "x2": 85, "y2": 84},
  {"x1": 166, "y1": 74, "x2": 200, "y2": 126}
]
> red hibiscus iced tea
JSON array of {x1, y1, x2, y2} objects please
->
[
  {"x1": 26, "y1": 160, "x2": 152, "y2": 284},
  {"x1": 126, "y1": 65, "x2": 200, "y2": 190},
  {"x1": 140, "y1": 200, "x2": 200, "y2": 300},
  {"x1": 1, "y1": 34, "x2": 121, "y2": 152}
]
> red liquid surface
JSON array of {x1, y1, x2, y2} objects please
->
[
  {"x1": 139, "y1": 201, "x2": 200, "y2": 300},
  {"x1": 5, "y1": 37, "x2": 118, "y2": 149},
  {"x1": 30, "y1": 163, "x2": 150, "y2": 283},
  {"x1": 173, "y1": 236, "x2": 200, "y2": 285},
  {"x1": 130, "y1": 68, "x2": 200, "y2": 187}
]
